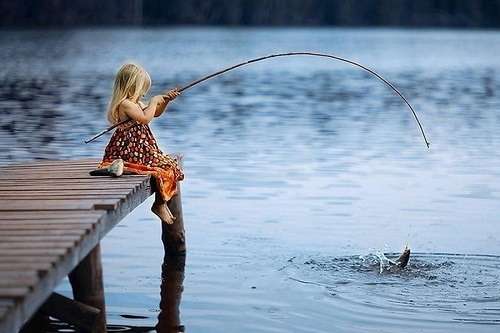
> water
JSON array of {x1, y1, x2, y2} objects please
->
[{"x1": 0, "y1": 27, "x2": 499, "y2": 332}]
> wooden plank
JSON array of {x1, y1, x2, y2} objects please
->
[
  {"x1": 94, "y1": 202, "x2": 119, "y2": 211},
  {"x1": 1, "y1": 169, "x2": 144, "y2": 175},
  {"x1": 0, "y1": 241, "x2": 76, "y2": 249},
  {"x1": 0, "y1": 263, "x2": 53, "y2": 272},
  {"x1": 0, "y1": 172, "x2": 101, "y2": 178},
  {"x1": 0, "y1": 184, "x2": 145, "y2": 191},
  {"x1": 0, "y1": 230, "x2": 91, "y2": 238},
  {"x1": 0, "y1": 173, "x2": 148, "y2": 180},
  {"x1": 0, "y1": 271, "x2": 39, "y2": 279},
  {"x1": 0, "y1": 199, "x2": 119, "y2": 211},
  {"x1": 0, "y1": 173, "x2": 145, "y2": 179},
  {"x1": 0, "y1": 256, "x2": 60, "y2": 264},
  {"x1": 0, "y1": 178, "x2": 143, "y2": 183},
  {"x1": 0, "y1": 235, "x2": 82, "y2": 242},
  {"x1": 0, "y1": 172, "x2": 103, "y2": 179},
  {"x1": 0, "y1": 189, "x2": 132, "y2": 195},
  {"x1": 0, "y1": 280, "x2": 38, "y2": 289},
  {"x1": 0, "y1": 176, "x2": 146, "y2": 182},
  {"x1": 0, "y1": 189, "x2": 132, "y2": 194},
  {"x1": 3, "y1": 162, "x2": 97, "y2": 167},
  {"x1": 0, "y1": 288, "x2": 30, "y2": 299},
  {"x1": 0, "y1": 224, "x2": 94, "y2": 231},
  {"x1": 0, "y1": 272, "x2": 39, "y2": 288},
  {"x1": 0, "y1": 219, "x2": 99, "y2": 225},
  {"x1": 1, "y1": 166, "x2": 95, "y2": 173},
  {"x1": 0, "y1": 190, "x2": 132, "y2": 198},
  {"x1": 1, "y1": 159, "x2": 100, "y2": 168},
  {"x1": 0, "y1": 180, "x2": 147, "y2": 187},
  {"x1": 0, "y1": 173, "x2": 140, "y2": 179},
  {"x1": 0, "y1": 174, "x2": 97, "y2": 179},
  {"x1": 1, "y1": 173, "x2": 101, "y2": 179},
  {"x1": 0, "y1": 211, "x2": 105, "y2": 220},
  {"x1": 0, "y1": 193, "x2": 129, "y2": 201},
  {"x1": 0, "y1": 184, "x2": 143, "y2": 191},
  {"x1": 1, "y1": 248, "x2": 68, "y2": 256},
  {"x1": 4, "y1": 166, "x2": 97, "y2": 171},
  {"x1": 1, "y1": 167, "x2": 105, "y2": 172}
]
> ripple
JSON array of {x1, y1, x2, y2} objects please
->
[{"x1": 285, "y1": 253, "x2": 500, "y2": 329}]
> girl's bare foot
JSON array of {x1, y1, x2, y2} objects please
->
[{"x1": 151, "y1": 203, "x2": 176, "y2": 224}]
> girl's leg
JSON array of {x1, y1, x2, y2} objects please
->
[{"x1": 151, "y1": 191, "x2": 176, "y2": 224}]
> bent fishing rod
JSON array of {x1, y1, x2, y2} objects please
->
[{"x1": 85, "y1": 52, "x2": 430, "y2": 147}]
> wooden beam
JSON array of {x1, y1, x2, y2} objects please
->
[
  {"x1": 35, "y1": 293, "x2": 100, "y2": 332},
  {"x1": 0, "y1": 199, "x2": 120, "y2": 211},
  {"x1": 68, "y1": 244, "x2": 106, "y2": 333}
]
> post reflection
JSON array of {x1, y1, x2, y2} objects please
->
[{"x1": 155, "y1": 255, "x2": 186, "y2": 333}]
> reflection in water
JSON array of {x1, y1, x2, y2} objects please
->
[
  {"x1": 106, "y1": 255, "x2": 186, "y2": 333},
  {"x1": 156, "y1": 256, "x2": 185, "y2": 333},
  {"x1": 43, "y1": 254, "x2": 185, "y2": 333},
  {"x1": 0, "y1": 76, "x2": 64, "y2": 161},
  {"x1": 107, "y1": 254, "x2": 187, "y2": 333}
]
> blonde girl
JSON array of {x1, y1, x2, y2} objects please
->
[{"x1": 99, "y1": 62, "x2": 184, "y2": 224}]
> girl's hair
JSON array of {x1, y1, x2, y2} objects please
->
[{"x1": 107, "y1": 62, "x2": 152, "y2": 124}]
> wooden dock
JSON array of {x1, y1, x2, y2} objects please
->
[{"x1": 0, "y1": 158, "x2": 185, "y2": 332}]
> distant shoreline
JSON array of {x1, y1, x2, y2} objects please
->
[
  {"x1": 1, "y1": 0, "x2": 499, "y2": 29},
  {"x1": 1, "y1": 25, "x2": 499, "y2": 32}
]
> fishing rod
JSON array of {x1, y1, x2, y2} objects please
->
[{"x1": 85, "y1": 52, "x2": 430, "y2": 147}]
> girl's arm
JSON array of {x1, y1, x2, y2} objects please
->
[
  {"x1": 120, "y1": 96, "x2": 165, "y2": 124},
  {"x1": 155, "y1": 89, "x2": 180, "y2": 118}
]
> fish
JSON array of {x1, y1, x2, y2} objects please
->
[
  {"x1": 89, "y1": 158, "x2": 124, "y2": 177},
  {"x1": 388, "y1": 246, "x2": 411, "y2": 268}
]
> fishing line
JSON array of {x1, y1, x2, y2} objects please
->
[{"x1": 85, "y1": 52, "x2": 430, "y2": 147}]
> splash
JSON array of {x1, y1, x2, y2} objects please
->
[{"x1": 359, "y1": 247, "x2": 411, "y2": 274}]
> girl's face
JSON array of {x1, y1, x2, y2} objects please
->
[{"x1": 138, "y1": 76, "x2": 151, "y2": 101}]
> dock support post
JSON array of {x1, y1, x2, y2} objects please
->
[
  {"x1": 161, "y1": 155, "x2": 186, "y2": 256},
  {"x1": 68, "y1": 243, "x2": 106, "y2": 333},
  {"x1": 163, "y1": 185, "x2": 186, "y2": 255}
]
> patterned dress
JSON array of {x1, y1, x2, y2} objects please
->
[{"x1": 99, "y1": 119, "x2": 184, "y2": 202}]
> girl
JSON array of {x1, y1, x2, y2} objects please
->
[{"x1": 99, "y1": 62, "x2": 184, "y2": 224}]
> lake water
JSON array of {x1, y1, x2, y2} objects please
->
[{"x1": 0, "y1": 27, "x2": 499, "y2": 332}]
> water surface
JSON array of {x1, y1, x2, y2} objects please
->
[{"x1": 0, "y1": 27, "x2": 499, "y2": 332}]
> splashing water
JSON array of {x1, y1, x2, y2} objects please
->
[{"x1": 361, "y1": 251, "x2": 401, "y2": 274}]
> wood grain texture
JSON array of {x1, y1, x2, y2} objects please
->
[{"x1": 0, "y1": 158, "x2": 157, "y2": 333}]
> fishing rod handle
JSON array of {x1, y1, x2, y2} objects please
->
[{"x1": 84, "y1": 119, "x2": 128, "y2": 144}]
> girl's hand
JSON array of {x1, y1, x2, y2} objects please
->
[
  {"x1": 150, "y1": 95, "x2": 166, "y2": 105},
  {"x1": 153, "y1": 90, "x2": 179, "y2": 118},
  {"x1": 164, "y1": 89, "x2": 180, "y2": 102}
]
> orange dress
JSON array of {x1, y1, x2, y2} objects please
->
[{"x1": 99, "y1": 119, "x2": 184, "y2": 202}]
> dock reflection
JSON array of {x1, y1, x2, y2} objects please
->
[
  {"x1": 40, "y1": 253, "x2": 186, "y2": 332},
  {"x1": 155, "y1": 255, "x2": 186, "y2": 333}
]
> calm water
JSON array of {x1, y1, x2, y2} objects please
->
[{"x1": 1, "y1": 27, "x2": 499, "y2": 332}]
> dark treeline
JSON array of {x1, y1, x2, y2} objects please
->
[{"x1": 1, "y1": 0, "x2": 499, "y2": 28}]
